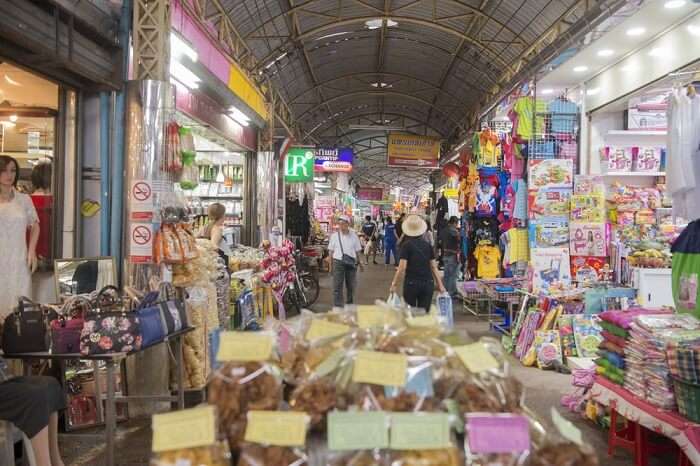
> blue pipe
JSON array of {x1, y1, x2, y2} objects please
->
[
  {"x1": 99, "y1": 92, "x2": 111, "y2": 256},
  {"x1": 110, "y1": 0, "x2": 131, "y2": 270}
]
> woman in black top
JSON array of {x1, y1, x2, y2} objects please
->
[{"x1": 389, "y1": 215, "x2": 446, "y2": 311}]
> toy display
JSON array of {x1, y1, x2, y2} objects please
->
[
  {"x1": 633, "y1": 147, "x2": 663, "y2": 172},
  {"x1": 528, "y1": 159, "x2": 574, "y2": 189},
  {"x1": 528, "y1": 188, "x2": 572, "y2": 221},
  {"x1": 531, "y1": 248, "x2": 572, "y2": 293},
  {"x1": 570, "y1": 195, "x2": 605, "y2": 223},
  {"x1": 528, "y1": 221, "x2": 569, "y2": 249},
  {"x1": 569, "y1": 223, "x2": 607, "y2": 257},
  {"x1": 601, "y1": 147, "x2": 632, "y2": 173},
  {"x1": 572, "y1": 315, "x2": 602, "y2": 358},
  {"x1": 570, "y1": 257, "x2": 608, "y2": 284},
  {"x1": 574, "y1": 175, "x2": 605, "y2": 196}
]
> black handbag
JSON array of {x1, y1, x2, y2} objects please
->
[
  {"x1": 158, "y1": 283, "x2": 187, "y2": 334},
  {"x1": 337, "y1": 232, "x2": 357, "y2": 269},
  {"x1": 2, "y1": 297, "x2": 53, "y2": 354}
]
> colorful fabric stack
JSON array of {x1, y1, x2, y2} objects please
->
[{"x1": 626, "y1": 314, "x2": 700, "y2": 410}]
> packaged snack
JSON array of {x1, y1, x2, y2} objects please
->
[
  {"x1": 569, "y1": 223, "x2": 607, "y2": 257},
  {"x1": 151, "y1": 444, "x2": 231, "y2": 466},
  {"x1": 464, "y1": 413, "x2": 531, "y2": 466},
  {"x1": 601, "y1": 146, "x2": 632, "y2": 172},
  {"x1": 528, "y1": 159, "x2": 574, "y2": 189},
  {"x1": 569, "y1": 195, "x2": 605, "y2": 222},
  {"x1": 236, "y1": 444, "x2": 307, "y2": 466},
  {"x1": 528, "y1": 441, "x2": 599, "y2": 466},
  {"x1": 288, "y1": 377, "x2": 337, "y2": 430},
  {"x1": 387, "y1": 448, "x2": 463, "y2": 466},
  {"x1": 528, "y1": 188, "x2": 572, "y2": 221},
  {"x1": 633, "y1": 147, "x2": 662, "y2": 172},
  {"x1": 635, "y1": 209, "x2": 656, "y2": 225}
]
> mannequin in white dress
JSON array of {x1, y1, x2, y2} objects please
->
[{"x1": 0, "y1": 156, "x2": 40, "y2": 321}]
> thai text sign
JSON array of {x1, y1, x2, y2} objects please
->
[
  {"x1": 387, "y1": 133, "x2": 440, "y2": 168},
  {"x1": 357, "y1": 187, "x2": 384, "y2": 201},
  {"x1": 315, "y1": 147, "x2": 353, "y2": 172}
]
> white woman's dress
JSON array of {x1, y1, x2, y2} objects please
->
[{"x1": 0, "y1": 192, "x2": 38, "y2": 321}]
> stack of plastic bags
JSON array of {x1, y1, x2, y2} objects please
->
[{"x1": 626, "y1": 313, "x2": 700, "y2": 410}]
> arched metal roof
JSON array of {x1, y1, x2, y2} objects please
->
[{"x1": 205, "y1": 0, "x2": 620, "y2": 192}]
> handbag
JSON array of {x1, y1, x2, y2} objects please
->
[
  {"x1": 158, "y1": 283, "x2": 187, "y2": 334},
  {"x1": 135, "y1": 305, "x2": 165, "y2": 348},
  {"x1": 2, "y1": 297, "x2": 52, "y2": 354},
  {"x1": 337, "y1": 232, "x2": 357, "y2": 269},
  {"x1": 51, "y1": 296, "x2": 90, "y2": 354},
  {"x1": 80, "y1": 286, "x2": 142, "y2": 355}
]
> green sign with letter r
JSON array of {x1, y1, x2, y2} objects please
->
[{"x1": 284, "y1": 147, "x2": 315, "y2": 183}]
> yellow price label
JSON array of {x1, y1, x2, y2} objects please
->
[
  {"x1": 357, "y1": 306, "x2": 400, "y2": 328},
  {"x1": 244, "y1": 411, "x2": 309, "y2": 447},
  {"x1": 216, "y1": 332, "x2": 273, "y2": 362},
  {"x1": 353, "y1": 350, "x2": 407, "y2": 387},
  {"x1": 306, "y1": 319, "x2": 351, "y2": 342},
  {"x1": 454, "y1": 342, "x2": 499, "y2": 373},
  {"x1": 152, "y1": 406, "x2": 215, "y2": 453}
]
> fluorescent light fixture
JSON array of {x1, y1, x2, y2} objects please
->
[
  {"x1": 227, "y1": 114, "x2": 249, "y2": 127},
  {"x1": 264, "y1": 52, "x2": 288, "y2": 69},
  {"x1": 648, "y1": 47, "x2": 668, "y2": 57},
  {"x1": 170, "y1": 33, "x2": 198, "y2": 62},
  {"x1": 626, "y1": 27, "x2": 646, "y2": 36},
  {"x1": 365, "y1": 18, "x2": 398, "y2": 29},
  {"x1": 316, "y1": 31, "x2": 350, "y2": 40},
  {"x1": 573, "y1": 65, "x2": 588, "y2": 72},
  {"x1": 0, "y1": 121, "x2": 16, "y2": 128},
  {"x1": 586, "y1": 88, "x2": 600, "y2": 96},
  {"x1": 688, "y1": 25, "x2": 700, "y2": 36},
  {"x1": 664, "y1": 0, "x2": 686, "y2": 8},
  {"x1": 229, "y1": 107, "x2": 251, "y2": 124},
  {"x1": 540, "y1": 88, "x2": 554, "y2": 95},
  {"x1": 347, "y1": 124, "x2": 405, "y2": 131},
  {"x1": 597, "y1": 49, "x2": 614, "y2": 57},
  {"x1": 9, "y1": 115, "x2": 17, "y2": 122},
  {"x1": 387, "y1": 19, "x2": 398, "y2": 27},
  {"x1": 4, "y1": 75, "x2": 20, "y2": 86},
  {"x1": 370, "y1": 82, "x2": 392, "y2": 88},
  {"x1": 169, "y1": 61, "x2": 201, "y2": 89}
]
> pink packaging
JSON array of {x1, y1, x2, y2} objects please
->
[
  {"x1": 616, "y1": 212, "x2": 635, "y2": 225},
  {"x1": 569, "y1": 222, "x2": 608, "y2": 257},
  {"x1": 574, "y1": 175, "x2": 605, "y2": 195},
  {"x1": 633, "y1": 147, "x2": 662, "y2": 172},
  {"x1": 602, "y1": 146, "x2": 633, "y2": 172}
]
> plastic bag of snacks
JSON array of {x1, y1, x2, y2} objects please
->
[
  {"x1": 236, "y1": 443, "x2": 307, "y2": 466},
  {"x1": 150, "y1": 444, "x2": 231, "y2": 466},
  {"x1": 527, "y1": 441, "x2": 598, "y2": 466},
  {"x1": 387, "y1": 448, "x2": 464, "y2": 466},
  {"x1": 236, "y1": 410, "x2": 309, "y2": 465}
]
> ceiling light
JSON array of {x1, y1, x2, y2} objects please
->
[
  {"x1": 365, "y1": 18, "x2": 398, "y2": 29},
  {"x1": 4, "y1": 75, "x2": 21, "y2": 86},
  {"x1": 0, "y1": 121, "x2": 16, "y2": 128},
  {"x1": 688, "y1": 25, "x2": 700, "y2": 36},
  {"x1": 540, "y1": 88, "x2": 554, "y2": 95},
  {"x1": 228, "y1": 114, "x2": 249, "y2": 127},
  {"x1": 9, "y1": 115, "x2": 17, "y2": 122},
  {"x1": 370, "y1": 82, "x2": 392, "y2": 88},
  {"x1": 229, "y1": 107, "x2": 251, "y2": 123},
  {"x1": 573, "y1": 65, "x2": 588, "y2": 72},
  {"x1": 626, "y1": 27, "x2": 646, "y2": 36},
  {"x1": 597, "y1": 49, "x2": 614, "y2": 57},
  {"x1": 621, "y1": 64, "x2": 638, "y2": 72},
  {"x1": 387, "y1": 19, "x2": 398, "y2": 27},
  {"x1": 169, "y1": 61, "x2": 200, "y2": 89},
  {"x1": 170, "y1": 33, "x2": 198, "y2": 62},
  {"x1": 664, "y1": 1, "x2": 686, "y2": 8},
  {"x1": 648, "y1": 47, "x2": 668, "y2": 57},
  {"x1": 586, "y1": 88, "x2": 600, "y2": 96},
  {"x1": 316, "y1": 31, "x2": 350, "y2": 40}
]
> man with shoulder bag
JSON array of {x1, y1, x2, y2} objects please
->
[{"x1": 327, "y1": 216, "x2": 364, "y2": 310}]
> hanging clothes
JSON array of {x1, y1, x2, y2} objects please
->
[{"x1": 667, "y1": 86, "x2": 700, "y2": 221}]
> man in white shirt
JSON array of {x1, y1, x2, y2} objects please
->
[{"x1": 327, "y1": 216, "x2": 364, "y2": 308}]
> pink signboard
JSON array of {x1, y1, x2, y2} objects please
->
[{"x1": 356, "y1": 187, "x2": 383, "y2": 201}]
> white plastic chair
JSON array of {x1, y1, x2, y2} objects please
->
[{"x1": 0, "y1": 420, "x2": 37, "y2": 466}]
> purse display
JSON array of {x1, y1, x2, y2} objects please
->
[
  {"x1": 136, "y1": 305, "x2": 165, "y2": 348},
  {"x1": 2, "y1": 297, "x2": 53, "y2": 354},
  {"x1": 158, "y1": 283, "x2": 187, "y2": 334},
  {"x1": 80, "y1": 286, "x2": 142, "y2": 356},
  {"x1": 51, "y1": 296, "x2": 90, "y2": 354}
]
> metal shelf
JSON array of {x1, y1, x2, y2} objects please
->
[
  {"x1": 606, "y1": 130, "x2": 667, "y2": 137},
  {"x1": 603, "y1": 171, "x2": 665, "y2": 177}
]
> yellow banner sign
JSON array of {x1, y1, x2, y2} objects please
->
[
  {"x1": 228, "y1": 63, "x2": 268, "y2": 120},
  {"x1": 387, "y1": 133, "x2": 441, "y2": 168}
]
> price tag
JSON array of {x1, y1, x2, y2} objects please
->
[
  {"x1": 216, "y1": 332, "x2": 273, "y2": 362},
  {"x1": 407, "y1": 314, "x2": 439, "y2": 328},
  {"x1": 466, "y1": 414, "x2": 530, "y2": 454},
  {"x1": 152, "y1": 406, "x2": 215, "y2": 452},
  {"x1": 244, "y1": 411, "x2": 309, "y2": 447},
  {"x1": 390, "y1": 413, "x2": 451, "y2": 450},
  {"x1": 454, "y1": 342, "x2": 499, "y2": 373},
  {"x1": 327, "y1": 411, "x2": 390, "y2": 450},
  {"x1": 352, "y1": 350, "x2": 407, "y2": 387},
  {"x1": 306, "y1": 319, "x2": 350, "y2": 342},
  {"x1": 551, "y1": 407, "x2": 583, "y2": 446},
  {"x1": 357, "y1": 306, "x2": 400, "y2": 328}
]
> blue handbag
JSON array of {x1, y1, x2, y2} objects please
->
[{"x1": 135, "y1": 306, "x2": 166, "y2": 348}]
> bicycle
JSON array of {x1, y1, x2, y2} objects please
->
[{"x1": 282, "y1": 250, "x2": 320, "y2": 315}]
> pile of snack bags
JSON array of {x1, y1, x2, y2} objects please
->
[{"x1": 149, "y1": 302, "x2": 599, "y2": 465}]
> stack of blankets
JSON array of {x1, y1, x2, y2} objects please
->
[
  {"x1": 596, "y1": 308, "x2": 669, "y2": 386},
  {"x1": 626, "y1": 313, "x2": 700, "y2": 410}
]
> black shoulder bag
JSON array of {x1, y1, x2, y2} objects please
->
[{"x1": 338, "y1": 232, "x2": 357, "y2": 269}]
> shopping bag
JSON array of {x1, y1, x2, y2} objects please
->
[
  {"x1": 364, "y1": 239, "x2": 373, "y2": 256},
  {"x1": 436, "y1": 292, "x2": 454, "y2": 329},
  {"x1": 387, "y1": 292, "x2": 403, "y2": 309}
]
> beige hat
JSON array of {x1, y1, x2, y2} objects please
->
[{"x1": 401, "y1": 214, "x2": 427, "y2": 237}]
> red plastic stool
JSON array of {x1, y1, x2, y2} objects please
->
[
  {"x1": 634, "y1": 423, "x2": 677, "y2": 466},
  {"x1": 678, "y1": 450, "x2": 692, "y2": 466},
  {"x1": 608, "y1": 407, "x2": 639, "y2": 463}
]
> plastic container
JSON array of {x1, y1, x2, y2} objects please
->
[{"x1": 672, "y1": 376, "x2": 700, "y2": 423}]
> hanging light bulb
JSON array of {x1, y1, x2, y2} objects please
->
[{"x1": 216, "y1": 165, "x2": 225, "y2": 183}]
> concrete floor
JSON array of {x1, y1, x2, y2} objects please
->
[{"x1": 60, "y1": 262, "x2": 642, "y2": 465}]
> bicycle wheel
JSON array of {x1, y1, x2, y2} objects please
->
[
  {"x1": 300, "y1": 274, "x2": 320, "y2": 306},
  {"x1": 282, "y1": 288, "x2": 301, "y2": 317}
]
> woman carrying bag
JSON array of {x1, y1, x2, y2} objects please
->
[{"x1": 389, "y1": 214, "x2": 446, "y2": 311}]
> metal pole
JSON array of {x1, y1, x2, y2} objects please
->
[{"x1": 99, "y1": 92, "x2": 111, "y2": 255}]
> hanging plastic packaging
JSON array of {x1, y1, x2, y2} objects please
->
[{"x1": 179, "y1": 126, "x2": 199, "y2": 190}]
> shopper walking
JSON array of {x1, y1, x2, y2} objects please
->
[
  {"x1": 376, "y1": 216, "x2": 385, "y2": 253},
  {"x1": 440, "y1": 216, "x2": 461, "y2": 297},
  {"x1": 389, "y1": 214, "x2": 446, "y2": 311},
  {"x1": 361, "y1": 215, "x2": 378, "y2": 264},
  {"x1": 328, "y1": 216, "x2": 364, "y2": 309},
  {"x1": 199, "y1": 203, "x2": 231, "y2": 267},
  {"x1": 0, "y1": 156, "x2": 40, "y2": 321},
  {"x1": 383, "y1": 217, "x2": 399, "y2": 266},
  {"x1": 396, "y1": 213, "x2": 406, "y2": 243}
]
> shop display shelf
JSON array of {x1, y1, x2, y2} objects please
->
[
  {"x1": 602, "y1": 171, "x2": 665, "y2": 177},
  {"x1": 606, "y1": 130, "x2": 668, "y2": 137}
]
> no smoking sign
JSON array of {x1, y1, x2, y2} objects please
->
[
  {"x1": 130, "y1": 179, "x2": 154, "y2": 221},
  {"x1": 129, "y1": 223, "x2": 154, "y2": 264}
]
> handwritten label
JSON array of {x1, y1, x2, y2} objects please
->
[
  {"x1": 152, "y1": 406, "x2": 215, "y2": 452},
  {"x1": 551, "y1": 407, "x2": 583, "y2": 446},
  {"x1": 357, "y1": 306, "x2": 400, "y2": 328},
  {"x1": 327, "y1": 411, "x2": 390, "y2": 450},
  {"x1": 390, "y1": 413, "x2": 451, "y2": 450},
  {"x1": 353, "y1": 350, "x2": 407, "y2": 387},
  {"x1": 454, "y1": 343, "x2": 499, "y2": 373},
  {"x1": 244, "y1": 411, "x2": 309, "y2": 447},
  {"x1": 306, "y1": 319, "x2": 350, "y2": 342},
  {"x1": 466, "y1": 414, "x2": 530, "y2": 454},
  {"x1": 216, "y1": 332, "x2": 273, "y2": 362}
]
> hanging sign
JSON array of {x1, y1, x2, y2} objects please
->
[
  {"x1": 284, "y1": 147, "x2": 315, "y2": 183},
  {"x1": 129, "y1": 179, "x2": 154, "y2": 221},
  {"x1": 357, "y1": 187, "x2": 384, "y2": 201},
  {"x1": 129, "y1": 223, "x2": 154, "y2": 264},
  {"x1": 387, "y1": 133, "x2": 441, "y2": 168},
  {"x1": 443, "y1": 188, "x2": 459, "y2": 199},
  {"x1": 314, "y1": 147, "x2": 353, "y2": 172}
]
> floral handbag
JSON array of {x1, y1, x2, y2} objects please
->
[{"x1": 79, "y1": 286, "x2": 142, "y2": 355}]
